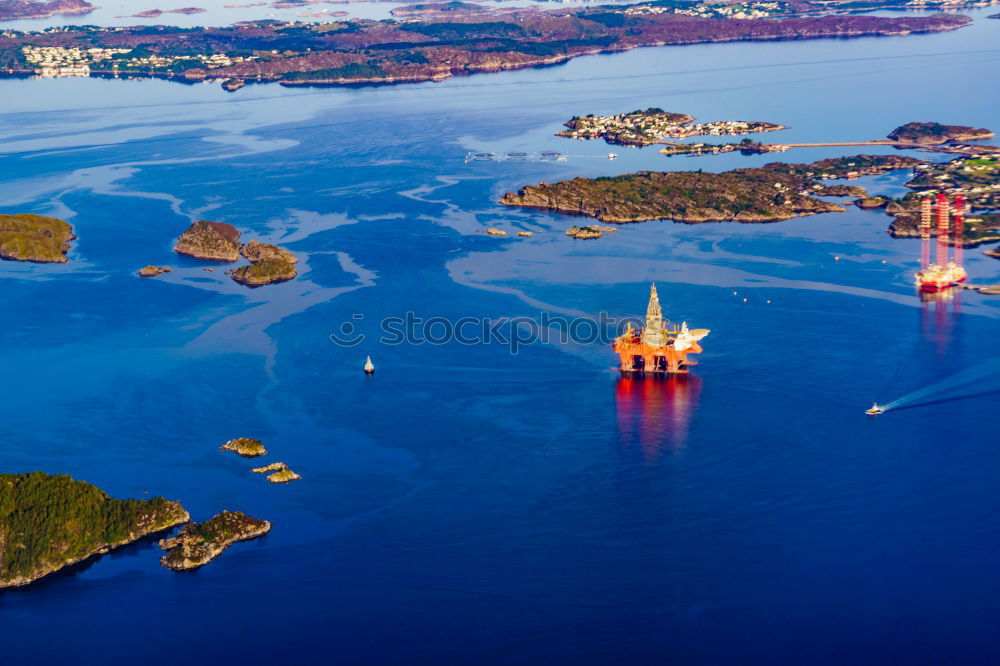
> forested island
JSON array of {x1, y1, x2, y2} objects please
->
[
  {"x1": 0, "y1": 472, "x2": 189, "y2": 589},
  {"x1": 500, "y1": 155, "x2": 919, "y2": 224},
  {"x1": 159, "y1": 511, "x2": 271, "y2": 571},
  {"x1": 0, "y1": 5, "x2": 970, "y2": 89}
]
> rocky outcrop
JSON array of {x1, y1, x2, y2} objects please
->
[
  {"x1": 231, "y1": 258, "x2": 298, "y2": 287},
  {"x1": 222, "y1": 78, "x2": 245, "y2": 91},
  {"x1": 174, "y1": 220, "x2": 241, "y2": 261},
  {"x1": 566, "y1": 225, "x2": 618, "y2": 239},
  {"x1": 888, "y1": 121, "x2": 994, "y2": 145},
  {"x1": 138, "y1": 265, "x2": 171, "y2": 277},
  {"x1": 240, "y1": 239, "x2": 297, "y2": 265},
  {"x1": 159, "y1": 511, "x2": 270, "y2": 571},
  {"x1": 221, "y1": 437, "x2": 267, "y2": 457},
  {"x1": 231, "y1": 240, "x2": 298, "y2": 287},
  {"x1": 266, "y1": 468, "x2": 301, "y2": 484},
  {"x1": 0, "y1": 214, "x2": 75, "y2": 263},
  {"x1": 1, "y1": 472, "x2": 188, "y2": 589},
  {"x1": 250, "y1": 462, "x2": 301, "y2": 483}
]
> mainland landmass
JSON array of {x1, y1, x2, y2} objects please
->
[
  {"x1": 0, "y1": 3, "x2": 971, "y2": 89},
  {"x1": 0, "y1": 0, "x2": 92, "y2": 21},
  {"x1": 159, "y1": 510, "x2": 270, "y2": 571},
  {"x1": 0, "y1": 213, "x2": 75, "y2": 263},
  {"x1": 557, "y1": 108, "x2": 784, "y2": 147},
  {"x1": 0, "y1": 472, "x2": 189, "y2": 589},
  {"x1": 500, "y1": 155, "x2": 918, "y2": 224},
  {"x1": 222, "y1": 437, "x2": 267, "y2": 457},
  {"x1": 881, "y1": 156, "x2": 1000, "y2": 249}
]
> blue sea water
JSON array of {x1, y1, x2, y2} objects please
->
[{"x1": 1, "y1": 8, "x2": 1000, "y2": 664}]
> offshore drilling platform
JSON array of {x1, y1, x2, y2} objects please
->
[
  {"x1": 915, "y1": 191, "x2": 968, "y2": 291},
  {"x1": 613, "y1": 284, "x2": 709, "y2": 375}
]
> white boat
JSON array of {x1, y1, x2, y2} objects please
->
[
  {"x1": 608, "y1": 152, "x2": 618, "y2": 160},
  {"x1": 364, "y1": 356, "x2": 375, "y2": 375},
  {"x1": 865, "y1": 402, "x2": 883, "y2": 415}
]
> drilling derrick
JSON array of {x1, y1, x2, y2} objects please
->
[
  {"x1": 953, "y1": 193, "x2": 965, "y2": 269},
  {"x1": 915, "y1": 192, "x2": 967, "y2": 291},
  {"x1": 936, "y1": 191, "x2": 950, "y2": 268},
  {"x1": 920, "y1": 196, "x2": 932, "y2": 270},
  {"x1": 612, "y1": 284, "x2": 710, "y2": 375}
]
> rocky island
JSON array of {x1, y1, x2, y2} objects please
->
[
  {"x1": 0, "y1": 0, "x2": 93, "y2": 20},
  {"x1": 0, "y1": 213, "x2": 74, "y2": 263},
  {"x1": 887, "y1": 121, "x2": 994, "y2": 146},
  {"x1": 159, "y1": 510, "x2": 270, "y2": 571},
  {"x1": 231, "y1": 240, "x2": 298, "y2": 287},
  {"x1": 221, "y1": 437, "x2": 267, "y2": 457},
  {"x1": 557, "y1": 108, "x2": 784, "y2": 147},
  {"x1": 174, "y1": 220, "x2": 241, "y2": 261},
  {"x1": 251, "y1": 462, "x2": 301, "y2": 483},
  {"x1": 138, "y1": 265, "x2": 171, "y2": 278},
  {"x1": 500, "y1": 155, "x2": 917, "y2": 224},
  {"x1": 0, "y1": 472, "x2": 188, "y2": 589},
  {"x1": 0, "y1": 7, "x2": 970, "y2": 89}
]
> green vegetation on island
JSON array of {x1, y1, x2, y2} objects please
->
[
  {"x1": 0, "y1": 213, "x2": 75, "y2": 263},
  {"x1": 231, "y1": 240, "x2": 298, "y2": 287},
  {"x1": 159, "y1": 510, "x2": 271, "y2": 571},
  {"x1": 0, "y1": 472, "x2": 189, "y2": 588},
  {"x1": 221, "y1": 437, "x2": 267, "y2": 457},
  {"x1": 500, "y1": 155, "x2": 915, "y2": 224}
]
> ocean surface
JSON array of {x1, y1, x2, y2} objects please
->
[{"x1": 1, "y1": 7, "x2": 999, "y2": 664}]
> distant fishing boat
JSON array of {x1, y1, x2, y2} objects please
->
[{"x1": 364, "y1": 356, "x2": 375, "y2": 375}]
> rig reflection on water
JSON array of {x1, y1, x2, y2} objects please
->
[{"x1": 615, "y1": 375, "x2": 702, "y2": 460}]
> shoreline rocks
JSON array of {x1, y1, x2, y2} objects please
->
[{"x1": 159, "y1": 510, "x2": 270, "y2": 571}]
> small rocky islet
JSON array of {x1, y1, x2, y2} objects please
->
[
  {"x1": 159, "y1": 510, "x2": 271, "y2": 571},
  {"x1": 221, "y1": 437, "x2": 267, "y2": 457},
  {"x1": 0, "y1": 472, "x2": 189, "y2": 589},
  {"x1": 0, "y1": 213, "x2": 75, "y2": 263},
  {"x1": 173, "y1": 221, "x2": 298, "y2": 286},
  {"x1": 251, "y1": 462, "x2": 302, "y2": 484}
]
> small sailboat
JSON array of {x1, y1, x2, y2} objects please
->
[
  {"x1": 865, "y1": 402, "x2": 883, "y2": 415},
  {"x1": 364, "y1": 355, "x2": 375, "y2": 375}
]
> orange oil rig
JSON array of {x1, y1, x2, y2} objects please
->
[
  {"x1": 915, "y1": 191, "x2": 967, "y2": 291},
  {"x1": 612, "y1": 284, "x2": 709, "y2": 375}
]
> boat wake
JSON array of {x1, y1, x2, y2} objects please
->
[{"x1": 877, "y1": 357, "x2": 1000, "y2": 413}]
